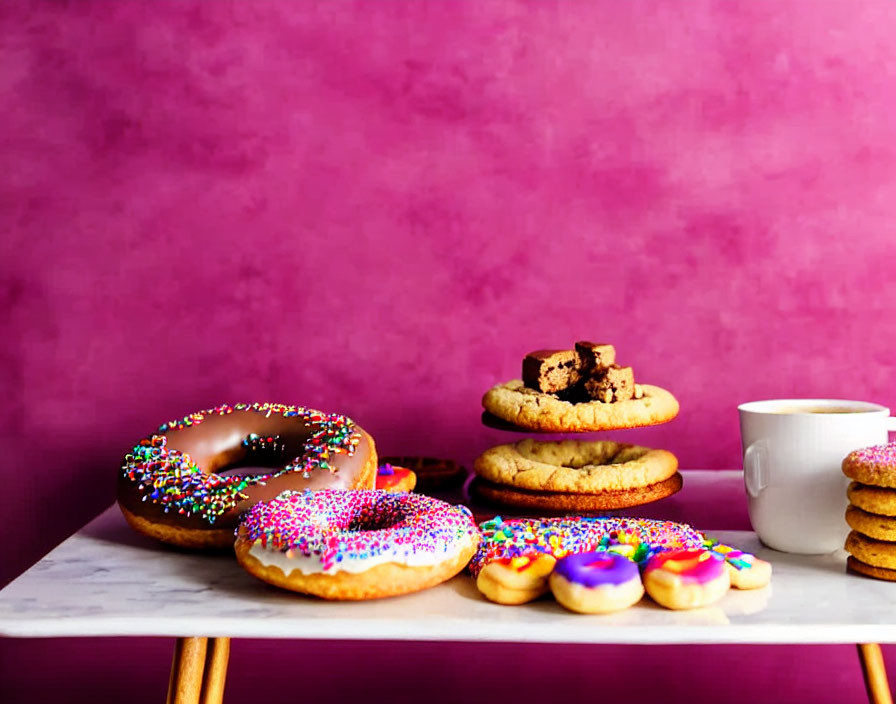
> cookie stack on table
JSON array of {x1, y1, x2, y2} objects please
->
[
  {"x1": 843, "y1": 442, "x2": 896, "y2": 580},
  {"x1": 471, "y1": 341, "x2": 681, "y2": 516}
]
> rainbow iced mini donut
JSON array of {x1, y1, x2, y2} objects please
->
[
  {"x1": 234, "y1": 489, "x2": 479, "y2": 600},
  {"x1": 476, "y1": 554, "x2": 558, "y2": 605},
  {"x1": 549, "y1": 551, "x2": 644, "y2": 614},
  {"x1": 642, "y1": 549, "x2": 730, "y2": 610},
  {"x1": 704, "y1": 539, "x2": 772, "y2": 590}
]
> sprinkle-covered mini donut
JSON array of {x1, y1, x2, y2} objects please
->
[
  {"x1": 118, "y1": 403, "x2": 377, "y2": 548},
  {"x1": 470, "y1": 516, "x2": 706, "y2": 579},
  {"x1": 704, "y1": 540, "x2": 773, "y2": 590},
  {"x1": 376, "y1": 463, "x2": 417, "y2": 493},
  {"x1": 549, "y1": 551, "x2": 644, "y2": 614},
  {"x1": 642, "y1": 549, "x2": 730, "y2": 610},
  {"x1": 234, "y1": 489, "x2": 480, "y2": 600}
]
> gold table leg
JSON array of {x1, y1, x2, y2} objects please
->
[
  {"x1": 858, "y1": 643, "x2": 893, "y2": 704},
  {"x1": 166, "y1": 637, "x2": 231, "y2": 704}
]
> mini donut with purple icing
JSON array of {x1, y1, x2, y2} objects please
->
[
  {"x1": 549, "y1": 551, "x2": 644, "y2": 614},
  {"x1": 642, "y1": 549, "x2": 730, "y2": 610},
  {"x1": 234, "y1": 489, "x2": 480, "y2": 600},
  {"x1": 118, "y1": 403, "x2": 377, "y2": 548}
]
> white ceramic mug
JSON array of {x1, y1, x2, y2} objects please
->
[{"x1": 738, "y1": 399, "x2": 896, "y2": 554}]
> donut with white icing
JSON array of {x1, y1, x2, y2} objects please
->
[
  {"x1": 118, "y1": 403, "x2": 377, "y2": 548},
  {"x1": 234, "y1": 489, "x2": 480, "y2": 600}
]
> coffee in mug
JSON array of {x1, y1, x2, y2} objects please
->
[{"x1": 738, "y1": 399, "x2": 896, "y2": 554}]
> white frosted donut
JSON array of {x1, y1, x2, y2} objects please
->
[{"x1": 234, "y1": 489, "x2": 480, "y2": 600}]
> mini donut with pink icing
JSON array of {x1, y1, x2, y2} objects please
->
[
  {"x1": 642, "y1": 549, "x2": 730, "y2": 609},
  {"x1": 549, "y1": 551, "x2": 644, "y2": 613},
  {"x1": 234, "y1": 489, "x2": 479, "y2": 600}
]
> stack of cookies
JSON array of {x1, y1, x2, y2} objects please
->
[
  {"x1": 472, "y1": 341, "x2": 681, "y2": 513},
  {"x1": 843, "y1": 442, "x2": 896, "y2": 581}
]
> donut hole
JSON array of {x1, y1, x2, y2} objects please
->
[{"x1": 345, "y1": 506, "x2": 408, "y2": 533}]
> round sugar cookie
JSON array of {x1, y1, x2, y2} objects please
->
[
  {"x1": 847, "y1": 555, "x2": 896, "y2": 582},
  {"x1": 847, "y1": 482, "x2": 896, "y2": 517},
  {"x1": 473, "y1": 439, "x2": 678, "y2": 494},
  {"x1": 845, "y1": 531, "x2": 896, "y2": 570},
  {"x1": 846, "y1": 506, "x2": 896, "y2": 541},
  {"x1": 482, "y1": 380, "x2": 679, "y2": 433},
  {"x1": 842, "y1": 443, "x2": 896, "y2": 488}
]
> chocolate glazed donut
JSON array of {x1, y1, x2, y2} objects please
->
[{"x1": 118, "y1": 403, "x2": 377, "y2": 548}]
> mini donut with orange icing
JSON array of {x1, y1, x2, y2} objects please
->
[
  {"x1": 642, "y1": 549, "x2": 730, "y2": 609},
  {"x1": 234, "y1": 489, "x2": 480, "y2": 600},
  {"x1": 476, "y1": 554, "x2": 557, "y2": 605},
  {"x1": 376, "y1": 463, "x2": 417, "y2": 493},
  {"x1": 118, "y1": 403, "x2": 377, "y2": 548}
]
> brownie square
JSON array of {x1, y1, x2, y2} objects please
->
[
  {"x1": 522, "y1": 349, "x2": 582, "y2": 394},
  {"x1": 575, "y1": 341, "x2": 616, "y2": 375},
  {"x1": 584, "y1": 365, "x2": 635, "y2": 402}
]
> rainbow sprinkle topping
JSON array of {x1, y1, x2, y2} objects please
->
[
  {"x1": 470, "y1": 516, "x2": 705, "y2": 576},
  {"x1": 239, "y1": 489, "x2": 479, "y2": 571},
  {"x1": 121, "y1": 403, "x2": 362, "y2": 523}
]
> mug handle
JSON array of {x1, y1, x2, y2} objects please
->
[
  {"x1": 888, "y1": 416, "x2": 896, "y2": 433},
  {"x1": 744, "y1": 441, "x2": 769, "y2": 498}
]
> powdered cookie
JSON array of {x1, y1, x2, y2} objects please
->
[
  {"x1": 482, "y1": 380, "x2": 678, "y2": 432},
  {"x1": 842, "y1": 443, "x2": 896, "y2": 488},
  {"x1": 469, "y1": 473, "x2": 683, "y2": 512},
  {"x1": 847, "y1": 555, "x2": 896, "y2": 582},
  {"x1": 847, "y1": 482, "x2": 896, "y2": 516},
  {"x1": 474, "y1": 439, "x2": 678, "y2": 494},
  {"x1": 846, "y1": 505, "x2": 896, "y2": 541},
  {"x1": 845, "y1": 530, "x2": 896, "y2": 570}
]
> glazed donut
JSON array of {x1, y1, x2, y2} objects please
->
[
  {"x1": 549, "y1": 551, "x2": 644, "y2": 614},
  {"x1": 234, "y1": 489, "x2": 480, "y2": 600},
  {"x1": 642, "y1": 549, "x2": 730, "y2": 610},
  {"x1": 118, "y1": 403, "x2": 377, "y2": 548},
  {"x1": 704, "y1": 539, "x2": 773, "y2": 590}
]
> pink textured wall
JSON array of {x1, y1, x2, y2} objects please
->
[{"x1": 3, "y1": 1, "x2": 896, "y2": 702}]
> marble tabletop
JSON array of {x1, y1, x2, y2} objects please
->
[{"x1": 1, "y1": 471, "x2": 894, "y2": 644}]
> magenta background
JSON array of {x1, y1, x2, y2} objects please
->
[{"x1": 3, "y1": 1, "x2": 896, "y2": 702}]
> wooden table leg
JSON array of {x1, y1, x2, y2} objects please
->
[
  {"x1": 200, "y1": 638, "x2": 231, "y2": 704},
  {"x1": 166, "y1": 637, "x2": 208, "y2": 704},
  {"x1": 858, "y1": 643, "x2": 893, "y2": 704}
]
